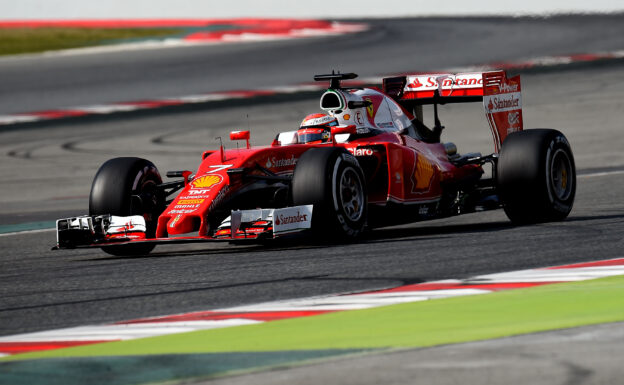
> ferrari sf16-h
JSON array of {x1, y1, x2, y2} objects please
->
[{"x1": 54, "y1": 70, "x2": 576, "y2": 255}]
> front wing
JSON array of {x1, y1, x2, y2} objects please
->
[{"x1": 53, "y1": 205, "x2": 313, "y2": 250}]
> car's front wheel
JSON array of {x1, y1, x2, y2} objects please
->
[
  {"x1": 292, "y1": 147, "x2": 367, "y2": 239},
  {"x1": 89, "y1": 157, "x2": 163, "y2": 256}
]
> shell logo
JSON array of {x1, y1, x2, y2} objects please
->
[
  {"x1": 191, "y1": 174, "x2": 223, "y2": 189},
  {"x1": 414, "y1": 157, "x2": 436, "y2": 190}
]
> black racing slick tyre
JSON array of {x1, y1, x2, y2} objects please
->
[
  {"x1": 497, "y1": 129, "x2": 576, "y2": 224},
  {"x1": 292, "y1": 147, "x2": 367, "y2": 239},
  {"x1": 89, "y1": 157, "x2": 163, "y2": 256}
]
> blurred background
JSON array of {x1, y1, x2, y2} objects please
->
[{"x1": 1, "y1": 0, "x2": 622, "y2": 18}]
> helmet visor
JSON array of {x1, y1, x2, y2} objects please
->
[{"x1": 297, "y1": 128, "x2": 331, "y2": 143}]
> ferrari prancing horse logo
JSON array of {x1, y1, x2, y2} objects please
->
[{"x1": 365, "y1": 97, "x2": 374, "y2": 118}]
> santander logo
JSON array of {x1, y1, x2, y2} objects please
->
[
  {"x1": 275, "y1": 211, "x2": 308, "y2": 226},
  {"x1": 408, "y1": 78, "x2": 424, "y2": 88},
  {"x1": 265, "y1": 155, "x2": 298, "y2": 169}
]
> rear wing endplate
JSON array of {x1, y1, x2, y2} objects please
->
[{"x1": 482, "y1": 71, "x2": 523, "y2": 152}]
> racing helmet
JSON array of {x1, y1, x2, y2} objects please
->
[{"x1": 297, "y1": 113, "x2": 338, "y2": 143}]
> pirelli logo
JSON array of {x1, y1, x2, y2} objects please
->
[{"x1": 177, "y1": 199, "x2": 205, "y2": 205}]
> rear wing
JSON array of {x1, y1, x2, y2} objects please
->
[{"x1": 383, "y1": 70, "x2": 523, "y2": 151}]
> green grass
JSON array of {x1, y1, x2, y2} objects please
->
[
  {"x1": 4, "y1": 275, "x2": 624, "y2": 362},
  {"x1": 0, "y1": 28, "x2": 184, "y2": 55}
]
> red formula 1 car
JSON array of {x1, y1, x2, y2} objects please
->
[{"x1": 54, "y1": 71, "x2": 576, "y2": 255}]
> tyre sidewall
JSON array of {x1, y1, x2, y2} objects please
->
[{"x1": 497, "y1": 129, "x2": 575, "y2": 223}]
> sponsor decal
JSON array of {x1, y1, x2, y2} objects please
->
[
  {"x1": 177, "y1": 199, "x2": 205, "y2": 205},
  {"x1": 169, "y1": 215, "x2": 182, "y2": 228},
  {"x1": 343, "y1": 114, "x2": 351, "y2": 120},
  {"x1": 177, "y1": 195, "x2": 210, "y2": 200},
  {"x1": 173, "y1": 204, "x2": 200, "y2": 209},
  {"x1": 348, "y1": 147, "x2": 375, "y2": 156},
  {"x1": 408, "y1": 77, "x2": 423, "y2": 88},
  {"x1": 377, "y1": 121, "x2": 394, "y2": 129},
  {"x1": 365, "y1": 97, "x2": 375, "y2": 118},
  {"x1": 275, "y1": 212, "x2": 307, "y2": 226},
  {"x1": 413, "y1": 156, "x2": 436, "y2": 191},
  {"x1": 191, "y1": 175, "x2": 222, "y2": 189},
  {"x1": 168, "y1": 209, "x2": 196, "y2": 214},
  {"x1": 500, "y1": 82, "x2": 519, "y2": 93},
  {"x1": 302, "y1": 115, "x2": 335, "y2": 126},
  {"x1": 187, "y1": 189, "x2": 210, "y2": 195},
  {"x1": 242, "y1": 227, "x2": 267, "y2": 234},
  {"x1": 265, "y1": 154, "x2": 298, "y2": 169},
  {"x1": 484, "y1": 92, "x2": 522, "y2": 113},
  {"x1": 355, "y1": 111, "x2": 364, "y2": 125},
  {"x1": 508, "y1": 111, "x2": 520, "y2": 126},
  {"x1": 406, "y1": 75, "x2": 483, "y2": 90},
  {"x1": 273, "y1": 205, "x2": 313, "y2": 235}
]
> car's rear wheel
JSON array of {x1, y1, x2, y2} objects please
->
[
  {"x1": 292, "y1": 147, "x2": 367, "y2": 239},
  {"x1": 497, "y1": 129, "x2": 576, "y2": 224},
  {"x1": 89, "y1": 157, "x2": 163, "y2": 256}
]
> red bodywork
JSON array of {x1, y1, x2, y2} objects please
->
[{"x1": 57, "y1": 70, "x2": 523, "y2": 247}]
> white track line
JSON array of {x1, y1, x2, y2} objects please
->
[
  {"x1": 0, "y1": 320, "x2": 260, "y2": 343},
  {"x1": 579, "y1": 170, "x2": 624, "y2": 178}
]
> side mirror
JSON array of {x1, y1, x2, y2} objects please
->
[
  {"x1": 230, "y1": 130, "x2": 250, "y2": 149},
  {"x1": 330, "y1": 125, "x2": 357, "y2": 144}
]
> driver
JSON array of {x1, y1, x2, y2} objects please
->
[{"x1": 297, "y1": 113, "x2": 338, "y2": 143}]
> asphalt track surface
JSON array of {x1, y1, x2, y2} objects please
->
[{"x1": 1, "y1": 15, "x2": 624, "y2": 383}]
